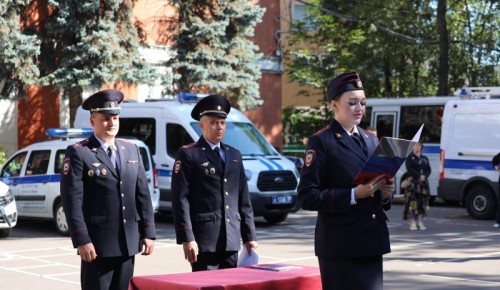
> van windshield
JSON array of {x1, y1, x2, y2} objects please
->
[{"x1": 191, "y1": 122, "x2": 278, "y2": 156}]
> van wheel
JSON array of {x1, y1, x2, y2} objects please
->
[
  {"x1": 0, "y1": 228, "x2": 11, "y2": 238},
  {"x1": 263, "y1": 213, "x2": 288, "y2": 224},
  {"x1": 55, "y1": 202, "x2": 70, "y2": 236},
  {"x1": 465, "y1": 185, "x2": 496, "y2": 220}
]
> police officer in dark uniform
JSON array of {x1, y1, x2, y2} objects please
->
[
  {"x1": 171, "y1": 94, "x2": 258, "y2": 271},
  {"x1": 297, "y1": 72, "x2": 394, "y2": 290},
  {"x1": 60, "y1": 89, "x2": 156, "y2": 290}
]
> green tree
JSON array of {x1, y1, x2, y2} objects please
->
[
  {"x1": 40, "y1": 0, "x2": 157, "y2": 125},
  {"x1": 0, "y1": 0, "x2": 40, "y2": 99},
  {"x1": 286, "y1": 0, "x2": 498, "y2": 100},
  {"x1": 165, "y1": 0, "x2": 265, "y2": 110}
]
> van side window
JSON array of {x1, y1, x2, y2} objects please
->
[
  {"x1": 26, "y1": 150, "x2": 51, "y2": 175},
  {"x1": 138, "y1": 147, "x2": 151, "y2": 171},
  {"x1": 167, "y1": 123, "x2": 194, "y2": 157},
  {"x1": 119, "y1": 118, "x2": 156, "y2": 154},
  {"x1": 55, "y1": 150, "x2": 67, "y2": 174},
  {"x1": 1, "y1": 152, "x2": 28, "y2": 177},
  {"x1": 400, "y1": 106, "x2": 442, "y2": 143}
]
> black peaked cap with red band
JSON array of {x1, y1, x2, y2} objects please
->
[
  {"x1": 82, "y1": 89, "x2": 124, "y2": 115},
  {"x1": 191, "y1": 94, "x2": 231, "y2": 121},
  {"x1": 327, "y1": 71, "x2": 364, "y2": 101}
]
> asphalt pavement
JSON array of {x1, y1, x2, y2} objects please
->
[{"x1": 1, "y1": 199, "x2": 499, "y2": 289}]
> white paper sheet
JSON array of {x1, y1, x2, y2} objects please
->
[{"x1": 237, "y1": 247, "x2": 260, "y2": 267}]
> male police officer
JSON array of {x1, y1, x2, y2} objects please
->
[
  {"x1": 60, "y1": 89, "x2": 156, "y2": 290},
  {"x1": 171, "y1": 94, "x2": 258, "y2": 271}
]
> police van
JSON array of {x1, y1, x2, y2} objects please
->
[
  {"x1": 74, "y1": 94, "x2": 301, "y2": 224},
  {"x1": 438, "y1": 97, "x2": 500, "y2": 220},
  {"x1": 0, "y1": 128, "x2": 160, "y2": 235}
]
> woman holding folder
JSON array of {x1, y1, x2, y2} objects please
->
[{"x1": 297, "y1": 71, "x2": 395, "y2": 290}]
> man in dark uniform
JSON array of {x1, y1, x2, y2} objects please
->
[
  {"x1": 171, "y1": 94, "x2": 258, "y2": 271},
  {"x1": 60, "y1": 89, "x2": 156, "y2": 290},
  {"x1": 297, "y1": 72, "x2": 395, "y2": 290}
]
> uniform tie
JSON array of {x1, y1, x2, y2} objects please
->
[
  {"x1": 214, "y1": 146, "x2": 225, "y2": 169},
  {"x1": 351, "y1": 133, "x2": 363, "y2": 149},
  {"x1": 107, "y1": 145, "x2": 119, "y2": 171}
]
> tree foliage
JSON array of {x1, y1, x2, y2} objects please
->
[
  {"x1": 0, "y1": 0, "x2": 40, "y2": 99},
  {"x1": 286, "y1": 0, "x2": 499, "y2": 102},
  {"x1": 40, "y1": 0, "x2": 156, "y2": 92},
  {"x1": 165, "y1": 0, "x2": 265, "y2": 110}
]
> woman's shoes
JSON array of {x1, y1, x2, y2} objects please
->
[
  {"x1": 409, "y1": 220, "x2": 418, "y2": 231},
  {"x1": 417, "y1": 216, "x2": 427, "y2": 230}
]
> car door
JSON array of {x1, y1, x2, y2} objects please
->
[
  {"x1": 0, "y1": 152, "x2": 28, "y2": 205},
  {"x1": 17, "y1": 150, "x2": 51, "y2": 216}
]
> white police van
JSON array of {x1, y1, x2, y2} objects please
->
[
  {"x1": 0, "y1": 181, "x2": 17, "y2": 238},
  {"x1": 75, "y1": 94, "x2": 301, "y2": 224},
  {"x1": 0, "y1": 128, "x2": 160, "y2": 235},
  {"x1": 438, "y1": 97, "x2": 500, "y2": 219}
]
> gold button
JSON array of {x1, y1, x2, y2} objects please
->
[
  {"x1": 120, "y1": 181, "x2": 123, "y2": 185},
  {"x1": 372, "y1": 214, "x2": 376, "y2": 219},
  {"x1": 226, "y1": 218, "x2": 230, "y2": 223},
  {"x1": 121, "y1": 193, "x2": 125, "y2": 197},
  {"x1": 224, "y1": 178, "x2": 228, "y2": 183},
  {"x1": 225, "y1": 205, "x2": 229, "y2": 210},
  {"x1": 122, "y1": 206, "x2": 126, "y2": 211},
  {"x1": 123, "y1": 219, "x2": 127, "y2": 223},
  {"x1": 225, "y1": 192, "x2": 229, "y2": 196}
]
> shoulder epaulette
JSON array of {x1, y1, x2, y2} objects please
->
[
  {"x1": 312, "y1": 125, "x2": 331, "y2": 137},
  {"x1": 72, "y1": 139, "x2": 90, "y2": 147},
  {"x1": 181, "y1": 142, "x2": 197, "y2": 149}
]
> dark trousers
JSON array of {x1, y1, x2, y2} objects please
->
[
  {"x1": 318, "y1": 256, "x2": 383, "y2": 290},
  {"x1": 191, "y1": 251, "x2": 238, "y2": 272},
  {"x1": 81, "y1": 256, "x2": 135, "y2": 290}
]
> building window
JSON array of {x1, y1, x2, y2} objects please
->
[{"x1": 292, "y1": 3, "x2": 316, "y2": 30}]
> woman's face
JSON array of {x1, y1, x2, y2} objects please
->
[
  {"x1": 413, "y1": 143, "x2": 423, "y2": 154},
  {"x1": 331, "y1": 90, "x2": 366, "y2": 131}
]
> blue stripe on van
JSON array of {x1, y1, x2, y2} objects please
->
[
  {"x1": 158, "y1": 169, "x2": 172, "y2": 177},
  {"x1": 2, "y1": 174, "x2": 61, "y2": 184},
  {"x1": 444, "y1": 159, "x2": 492, "y2": 171},
  {"x1": 261, "y1": 157, "x2": 283, "y2": 170},
  {"x1": 422, "y1": 145, "x2": 440, "y2": 154},
  {"x1": 255, "y1": 156, "x2": 274, "y2": 170}
]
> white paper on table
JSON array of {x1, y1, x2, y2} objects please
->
[{"x1": 237, "y1": 247, "x2": 260, "y2": 267}]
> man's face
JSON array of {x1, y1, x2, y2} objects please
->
[
  {"x1": 199, "y1": 115, "x2": 226, "y2": 144},
  {"x1": 90, "y1": 112, "x2": 119, "y2": 140}
]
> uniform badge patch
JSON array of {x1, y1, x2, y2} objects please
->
[
  {"x1": 174, "y1": 161, "x2": 182, "y2": 174},
  {"x1": 101, "y1": 168, "x2": 107, "y2": 176},
  {"x1": 304, "y1": 150, "x2": 316, "y2": 167},
  {"x1": 210, "y1": 168, "x2": 216, "y2": 175},
  {"x1": 88, "y1": 170, "x2": 94, "y2": 177},
  {"x1": 62, "y1": 158, "x2": 71, "y2": 175}
]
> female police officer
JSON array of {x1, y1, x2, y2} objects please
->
[{"x1": 298, "y1": 72, "x2": 394, "y2": 290}]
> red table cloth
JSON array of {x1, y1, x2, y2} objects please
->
[{"x1": 128, "y1": 265, "x2": 321, "y2": 290}]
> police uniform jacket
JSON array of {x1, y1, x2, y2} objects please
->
[
  {"x1": 171, "y1": 136, "x2": 256, "y2": 253},
  {"x1": 297, "y1": 119, "x2": 391, "y2": 258},
  {"x1": 60, "y1": 135, "x2": 156, "y2": 257}
]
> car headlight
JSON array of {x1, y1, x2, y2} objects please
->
[{"x1": 5, "y1": 189, "x2": 15, "y2": 204}]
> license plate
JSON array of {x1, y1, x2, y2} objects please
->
[{"x1": 272, "y1": 196, "x2": 293, "y2": 204}]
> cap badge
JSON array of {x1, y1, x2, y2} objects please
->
[
  {"x1": 217, "y1": 105, "x2": 222, "y2": 111},
  {"x1": 356, "y1": 80, "x2": 363, "y2": 88},
  {"x1": 110, "y1": 102, "x2": 115, "y2": 108}
]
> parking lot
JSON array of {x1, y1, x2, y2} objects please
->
[{"x1": 1, "y1": 200, "x2": 500, "y2": 290}]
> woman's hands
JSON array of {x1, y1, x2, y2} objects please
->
[{"x1": 355, "y1": 174, "x2": 395, "y2": 200}]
